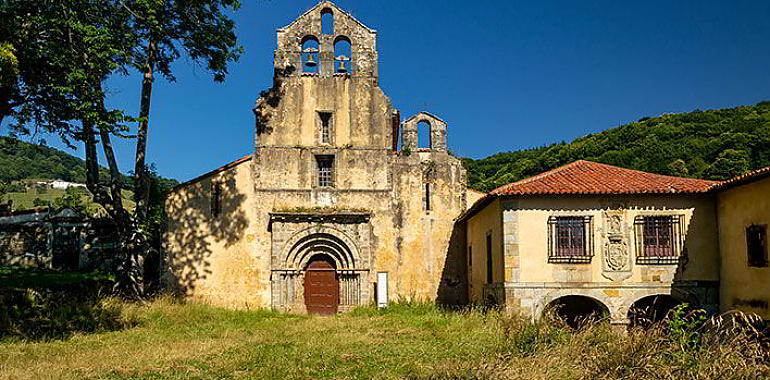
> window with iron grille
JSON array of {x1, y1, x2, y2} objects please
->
[
  {"x1": 315, "y1": 155, "x2": 334, "y2": 187},
  {"x1": 548, "y1": 216, "x2": 593, "y2": 263},
  {"x1": 747, "y1": 225, "x2": 768, "y2": 268},
  {"x1": 634, "y1": 215, "x2": 684, "y2": 264},
  {"x1": 210, "y1": 181, "x2": 222, "y2": 217},
  {"x1": 318, "y1": 112, "x2": 333, "y2": 144}
]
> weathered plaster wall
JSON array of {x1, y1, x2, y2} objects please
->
[
  {"x1": 164, "y1": 158, "x2": 269, "y2": 308},
  {"x1": 465, "y1": 189, "x2": 486, "y2": 209},
  {"x1": 389, "y1": 151, "x2": 468, "y2": 301},
  {"x1": 466, "y1": 198, "x2": 503, "y2": 303},
  {"x1": 505, "y1": 195, "x2": 719, "y2": 285},
  {"x1": 256, "y1": 77, "x2": 391, "y2": 150},
  {"x1": 717, "y1": 177, "x2": 770, "y2": 319}
]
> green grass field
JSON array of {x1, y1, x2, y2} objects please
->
[
  {"x1": 3, "y1": 187, "x2": 134, "y2": 212},
  {"x1": 1, "y1": 299, "x2": 768, "y2": 380}
]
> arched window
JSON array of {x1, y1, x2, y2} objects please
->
[
  {"x1": 333, "y1": 36, "x2": 352, "y2": 73},
  {"x1": 301, "y1": 35, "x2": 319, "y2": 73},
  {"x1": 321, "y1": 8, "x2": 334, "y2": 35},
  {"x1": 417, "y1": 120, "x2": 432, "y2": 149}
]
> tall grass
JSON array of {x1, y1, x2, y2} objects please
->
[
  {"x1": 1, "y1": 299, "x2": 768, "y2": 379},
  {"x1": 418, "y1": 305, "x2": 770, "y2": 380}
]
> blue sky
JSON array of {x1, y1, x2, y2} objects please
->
[{"x1": 6, "y1": 0, "x2": 770, "y2": 182}]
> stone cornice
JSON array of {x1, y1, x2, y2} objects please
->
[{"x1": 269, "y1": 211, "x2": 371, "y2": 225}]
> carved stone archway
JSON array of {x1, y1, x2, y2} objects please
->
[
  {"x1": 270, "y1": 222, "x2": 370, "y2": 312},
  {"x1": 279, "y1": 226, "x2": 362, "y2": 271}
]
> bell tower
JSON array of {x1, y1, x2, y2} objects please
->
[
  {"x1": 254, "y1": 1, "x2": 391, "y2": 151},
  {"x1": 273, "y1": 1, "x2": 379, "y2": 78}
]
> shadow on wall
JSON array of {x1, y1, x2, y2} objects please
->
[
  {"x1": 165, "y1": 167, "x2": 248, "y2": 296},
  {"x1": 437, "y1": 221, "x2": 468, "y2": 308}
]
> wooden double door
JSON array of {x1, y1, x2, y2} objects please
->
[{"x1": 303, "y1": 256, "x2": 339, "y2": 315}]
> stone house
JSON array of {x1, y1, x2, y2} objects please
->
[
  {"x1": 460, "y1": 160, "x2": 722, "y2": 327},
  {"x1": 164, "y1": 2, "x2": 478, "y2": 312}
]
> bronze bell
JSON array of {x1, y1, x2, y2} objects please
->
[
  {"x1": 305, "y1": 53, "x2": 317, "y2": 67},
  {"x1": 303, "y1": 47, "x2": 318, "y2": 67},
  {"x1": 336, "y1": 55, "x2": 349, "y2": 73}
]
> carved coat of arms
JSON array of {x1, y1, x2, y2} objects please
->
[
  {"x1": 605, "y1": 241, "x2": 629, "y2": 271},
  {"x1": 602, "y1": 212, "x2": 632, "y2": 281}
]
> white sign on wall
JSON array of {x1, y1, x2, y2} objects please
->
[{"x1": 376, "y1": 272, "x2": 388, "y2": 308}]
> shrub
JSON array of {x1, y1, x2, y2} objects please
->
[{"x1": 0, "y1": 280, "x2": 136, "y2": 341}]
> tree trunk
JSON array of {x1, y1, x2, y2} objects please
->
[
  {"x1": 97, "y1": 119, "x2": 124, "y2": 211},
  {"x1": 0, "y1": 88, "x2": 16, "y2": 127},
  {"x1": 81, "y1": 93, "x2": 144, "y2": 300},
  {"x1": 76, "y1": 49, "x2": 145, "y2": 299},
  {"x1": 133, "y1": 40, "x2": 156, "y2": 227},
  {"x1": 98, "y1": 113, "x2": 144, "y2": 299},
  {"x1": 82, "y1": 119, "x2": 101, "y2": 197}
]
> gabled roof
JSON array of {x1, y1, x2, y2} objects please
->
[
  {"x1": 710, "y1": 165, "x2": 770, "y2": 192},
  {"x1": 170, "y1": 155, "x2": 252, "y2": 192},
  {"x1": 403, "y1": 111, "x2": 446, "y2": 124},
  {"x1": 456, "y1": 160, "x2": 718, "y2": 224},
  {"x1": 490, "y1": 160, "x2": 717, "y2": 196},
  {"x1": 278, "y1": 1, "x2": 375, "y2": 34}
]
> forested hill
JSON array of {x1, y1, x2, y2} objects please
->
[
  {"x1": 0, "y1": 136, "x2": 90, "y2": 183},
  {"x1": 464, "y1": 101, "x2": 770, "y2": 192},
  {"x1": 0, "y1": 136, "x2": 153, "y2": 186}
]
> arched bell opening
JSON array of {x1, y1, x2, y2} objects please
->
[
  {"x1": 300, "y1": 35, "x2": 320, "y2": 73},
  {"x1": 333, "y1": 36, "x2": 352, "y2": 73},
  {"x1": 544, "y1": 295, "x2": 610, "y2": 329},
  {"x1": 417, "y1": 120, "x2": 432, "y2": 149},
  {"x1": 401, "y1": 112, "x2": 448, "y2": 152},
  {"x1": 321, "y1": 8, "x2": 334, "y2": 35},
  {"x1": 628, "y1": 294, "x2": 683, "y2": 329}
]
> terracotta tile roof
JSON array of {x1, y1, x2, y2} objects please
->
[
  {"x1": 710, "y1": 165, "x2": 770, "y2": 192},
  {"x1": 490, "y1": 160, "x2": 718, "y2": 196}
]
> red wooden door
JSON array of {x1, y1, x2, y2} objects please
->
[{"x1": 304, "y1": 258, "x2": 339, "y2": 315}]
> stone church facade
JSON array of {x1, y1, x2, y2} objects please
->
[{"x1": 164, "y1": 2, "x2": 477, "y2": 312}]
